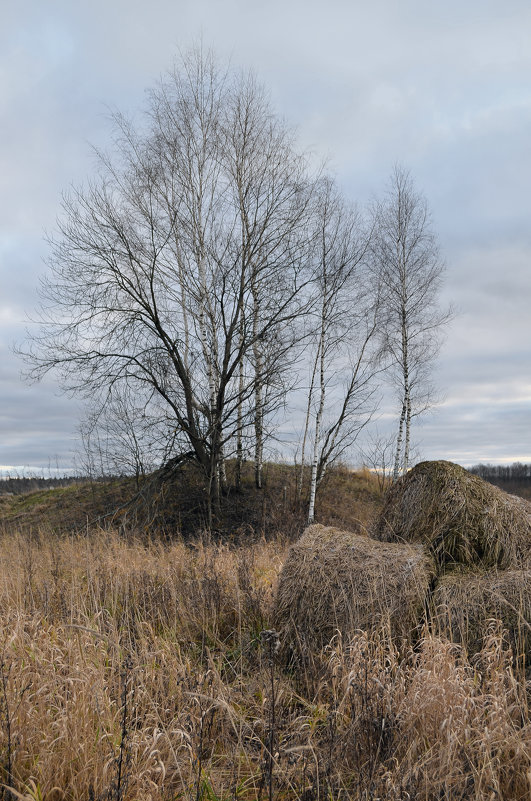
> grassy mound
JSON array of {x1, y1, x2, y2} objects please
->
[
  {"x1": 0, "y1": 463, "x2": 384, "y2": 539},
  {"x1": 0, "y1": 478, "x2": 135, "y2": 533},
  {"x1": 433, "y1": 569, "x2": 531, "y2": 661},
  {"x1": 274, "y1": 523, "x2": 434, "y2": 659},
  {"x1": 374, "y1": 460, "x2": 531, "y2": 571}
]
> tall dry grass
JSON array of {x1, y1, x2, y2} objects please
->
[{"x1": 0, "y1": 529, "x2": 531, "y2": 800}]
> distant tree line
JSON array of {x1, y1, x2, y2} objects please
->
[
  {"x1": 0, "y1": 476, "x2": 82, "y2": 496},
  {"x1": 468, "y1": 463, "x2": 531, "y2": 485}
]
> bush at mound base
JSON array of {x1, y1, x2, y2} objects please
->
[
  {"x1": 274, "y1": 524, "x2": 434, "y2": 659},
  {"x1": 433, "y1": 569, "x2": 531, "y2": 661},
  {"x1": 374, "y1": 460, "x2": 531, "y2": 571}
]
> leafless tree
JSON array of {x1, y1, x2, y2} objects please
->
[
  {"x1": 22, "y1": 49, "x2": 317, "y2": 523},
  {"x1": 221, "y1": 73, "x2": 313, "y2": 488},
  {"x1": 360, "y1": 428, "x2": 422, "y2": 492},
  {"x1": 360, "y1": 429, "x2": 396, "y2": 493},
  {"x1": 371, "y1": 165, "x2": 451, "y2": 480},
  {"x1": 78, "y1": 385, "x2": 162, "y2": 486},
  {"x1": 300, "y1": 178, "x2": 382, "y2": 524}
]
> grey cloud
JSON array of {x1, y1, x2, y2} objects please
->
[
  {"x1": 1, "y1": 0, "x2": 530, "y2": 469},
  {"x1": 0, "y1": 345, "x2": 80, "y2": 469},
  {"x1": 416, "y1": 400, "x2": 531, "y2": 465}
]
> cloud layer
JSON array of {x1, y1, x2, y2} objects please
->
[{"x1": 1, "y1": 1, "x2": 530, "y2": 470}]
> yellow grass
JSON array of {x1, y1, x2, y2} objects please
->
[{"x1": 0, "y1": 528, "x2": 531, "y2": 800}]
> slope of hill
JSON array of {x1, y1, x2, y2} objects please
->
[{"x1": 0, "y1": 462, "x2": 383, "y2": 539}]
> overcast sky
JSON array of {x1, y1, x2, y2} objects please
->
[{"x1": 1, "y1": 0, "x2": 530, "y2": 473}]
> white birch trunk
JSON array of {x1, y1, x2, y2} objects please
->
[
  {"x1": 392, "y1": 236, "x2": 410, "y2": 481},
  {"x1": 253, "y1": 345, "x2": 264, "y2": 489},
  {"x1": 392, "y1": 400, "x2": 407, "y2": 481},
  {"x1": 308, "y1": 324, "x2": 326, "y2": 524},
  {"x1": 236, "y1": 324, "x2": 245, "y2": 490},
  {"x1": 403, "y1": 394, "x2": 412, "y2": 474},
  {"x1": 298, "y1": 348, "x2": 319, "y2": 500},
  {"x1": 392, "y1": 318, "x2": 409, "y2": 481},
  {"x1": 251, "y1": 280, "x2": 264, "y2": 489},
  {"x1": 175, "y1": 243, "x2": 191, "y2": 370}
]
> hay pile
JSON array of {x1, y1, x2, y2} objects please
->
[
  {"x1": 274, "y1": 524, "x2": 434, "y2": 658},
  {"x1": 374, "y1": 460, "x2": 531, "y2": 571},
  {"x1": 432, "y1": 569, "x2": 531, "y2": 659},
  {"x1": 274, "y1": 464, "x2": 531, "y2": 663}
]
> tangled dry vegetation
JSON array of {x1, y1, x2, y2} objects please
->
[
  {"x1": 1, "y1": 463, "x2": 531, "y2": 800},
  {"x1": 0, "y1": 521, "x2": 530, "y2": 800},
  {"x1": 375, "y1": 460, "x2": 531, "y2": 570},
  {"x1": 274, "y1": 524, "x2": 434, "y2": 657},
  {"x1": 432, "y1": 568, "x2": 531, "y2": 662},
  {"x1": 0, "y1": 462, "x2": 381, "y2": 541},
  {"x1": 275, "y1": 462, "x2": 531, "y2": 661},
  {"x1": 269, "y1": 461, "x2": 531, "y2": 799}
]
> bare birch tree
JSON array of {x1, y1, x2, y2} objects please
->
[
  {"x1": 222, "y1": 73, "x2": 313, "y2": 489},
  {"x1": 371, "y1": 165, "x2": 450, "y2": 480},
  {"x1": 360, "y1": 428, "x2": 396, "y2": 492},
  {"x1": 302, "y1": 179, "x2": 381, "y2": 524},
  {"x1": 22, "y1": 49, "x2": 316, "y2": 523}
]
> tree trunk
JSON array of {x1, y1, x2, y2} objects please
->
[
  {"x1": 298, "y1": 348, "x2": 319, "y2": 500},
  {"x1": 392, "y1": 397, "x2": 407, "y2": 481},
  {"x1": 308, "y1": 331, "x2": 325, "y2": 524},
  {"x1": 393, "y1": 299, "x2": 409, "y2": 481},
  {"x1": 252, "y1": 281, "x2": 263, "y2": 490},
  {"x1": 254, "y1": 380, "x2": 263, "y2": 489},
  {"x1": 236, "y1": 340, "x2": 244, "y2": 491},
  {"x1": 403, "y1": 394, "x2": 412, "y2": 474}
]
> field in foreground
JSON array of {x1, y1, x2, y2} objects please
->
[{"x1": 0, "y1": 528, "x2": 531, "y2": 801}]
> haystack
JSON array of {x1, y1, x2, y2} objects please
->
[
  {"x1": 274, "y1": 524, "x2": 434, "y2": 658},
  {"x1": 374, "y1": 461, "x2": 531, "y2": 571},
  {"x1": 432, "y1": 569, "x2": 531, "y2": 660}
]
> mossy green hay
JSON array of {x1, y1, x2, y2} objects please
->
[
  {"x1": 274, "y1": 523, "x2": 435, "y2": 659},
  {"x1": 374, "y1": 460, "x2": 531, "y2": 571}
]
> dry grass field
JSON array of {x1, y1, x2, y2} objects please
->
[{"x1": 0, "y1": 468, "x2": 531, "y2": 800}]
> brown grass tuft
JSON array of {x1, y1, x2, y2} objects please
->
[
  {"x1": 2, "y1": 524, "x2": 531, "y2": 799},
  {"x1": 374, "y1": 460, "x2": 531, "y2": 570},
  {"x1": 273, "y1": 524, "x2": 434, "y2": 659}
]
